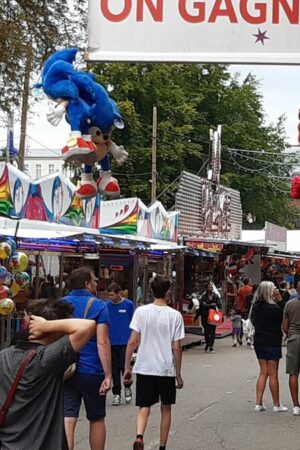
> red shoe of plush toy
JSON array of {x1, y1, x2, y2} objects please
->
[
  {"x1": 97, "y1": 171, "x2": 120, "y2": 198},
  {"x1": 62, "y1": 137, "x2": 97, "y2": 165},
  {"x1": 291, "y1": 176, "x2": 300, "y2": 199},
  {"x1": 76, "y1": 173, "x2": 98, "y2": 199}
]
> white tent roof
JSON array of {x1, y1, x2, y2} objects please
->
[
  {"x1": 241, "y1": 229, "x2": 300, "y2": 254},
  {"x1": 0, "y1": 218, "x2": 100, "y2": 240}
]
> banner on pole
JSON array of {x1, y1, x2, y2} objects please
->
[{"x1": 87, "y1": 0, "x2": 300, "y2": 64}]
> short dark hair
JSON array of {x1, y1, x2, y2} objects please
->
[
  {"x1": 151, "y1": 276, "x2": 170, "y2": 299},
  {"x1": 244, "y1": 278, "x2": 250, "y2": 285},
  {"x1": 107, "y1": 283, "x2": 122, "y2": 293},
  {"x1": 69, "y1": 267, "x2": 94, "y2": 290},
  {"x1": 279, "y1": 281, "x2": 287, "y2": 289},
  {"x1": 26, "y1": 298, "x2": 73, "y2": 320}
]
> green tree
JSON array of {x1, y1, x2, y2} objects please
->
[
  {"x1": 0, "y1": 0, "x2": 86, "y2": 112},
  {"x1": 93, "y1": 63, "x2": 299, "y2": 227}
]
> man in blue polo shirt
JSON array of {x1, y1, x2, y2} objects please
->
[
  {"x1": 63, "y1": 267, "x2": 111, "y2": 450},
  {"x1": 107, "y1": 282, "x2": 135, "y2": 406}
]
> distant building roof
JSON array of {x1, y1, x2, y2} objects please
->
[{"x1": 25, "y1": 148, "x2": 61, "y2": 159}]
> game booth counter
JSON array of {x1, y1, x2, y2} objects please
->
[
  {"x1": 241, "y1": 226, "x2": 300, "y2": 288},
  {"x1": 180, "y1": 238, "x2": 270, "y2": 337},
  {"x1": 99, "y1": 197, "x2": 182, "y2": 305},
  {"x1": 0, "y1": 218, "x2": 102, "y2": 349},
  {"x1": 0, "y1": 165, "x2": 183, "y2": 346}
]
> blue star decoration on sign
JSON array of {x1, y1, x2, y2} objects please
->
[{"x1": 253, "y1": 28, "x2": 270, "y2": 45}]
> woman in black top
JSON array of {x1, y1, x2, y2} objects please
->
[
  {"x1": 252, "y1": 281, "x2": 287, "y2": 413},
  {"x1": 195, "y1": 283, "x2": 222, "y2": 353}
]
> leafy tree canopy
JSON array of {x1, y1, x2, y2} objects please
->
[
  {"x1": 93, "y1": 63, "x2": 299, "y2": 228},
  {"x1": 0, "y1": 0, "x2": 86, "y2": 112}
]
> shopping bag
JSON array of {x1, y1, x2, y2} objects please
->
[{"x1": 207, "y1": 307, "x2": 224, "y2": 325}]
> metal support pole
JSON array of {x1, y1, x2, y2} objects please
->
[{"x1": 151, "y1": 106, "x2": 157, "y2": 204}]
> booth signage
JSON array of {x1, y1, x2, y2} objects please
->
[
  {"x1": 87, "y1": 0, "x2": 300, "y2": 64},
  {"x1": 176, "y1": 172, "x2": 243, "y2": 240},
  {"x1": 186, "y1": 241, "x2": 224, "y2": 253}
]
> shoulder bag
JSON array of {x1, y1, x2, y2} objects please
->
[
  {"x1": 64, "y1": 297, "x2": 96, "y2": 381},
  {"x1": 0, "y1": 349, "x2": 36, "y2": 428},
  {"x1": 207, "y1": 307, "x2": 224, "y2": 326}
]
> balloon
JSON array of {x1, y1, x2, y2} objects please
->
[
  {"x1": 8, "y1": 254, "x2": 20, "y2": 270},
  {"x1": 15, "y1": 252, "x2": 29, "y2": 272},
  {"x1": 0, "y1": 298, "x2": 15, "y2": 315},
  {"x1": 15, "y1": 272, "x2": 30, "y2": 289},
  {"x1": 10, "y1": 280, "x2": 20, "y2": 298},
  {"x1": 0, "y1": 285, "x2": 10, "y2": 299},
  {"x1": 0, "y1": 242, "x2": 12, "y2": 259},
  {"x1": 3, "y1": 272, "x2": 13, "y2": 287},
  {"x1": 5, "y1": 238, "x2": 16, "y2": 254},
  {"x1": 0, "y1": 266, "x2": 8, "y2": 283}
]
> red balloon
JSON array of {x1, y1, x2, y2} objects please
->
[{"x1": 0, "y1": 285, "x2": 9, "y2": 299}]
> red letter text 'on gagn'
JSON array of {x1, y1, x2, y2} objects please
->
[{"x1": 101, "y1": 0, "x2": 163, "y2": 22}]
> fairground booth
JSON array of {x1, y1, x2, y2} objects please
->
[
  {"x1": 174, "y1": 171, "x2": 268, "y2": 323},
  {"x1": 0, "y1": 162, "x2": 182, "y2": 348}
]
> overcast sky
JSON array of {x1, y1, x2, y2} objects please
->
[{"x1": 1, "y1": 64, "x2": 300, "y2": 152}]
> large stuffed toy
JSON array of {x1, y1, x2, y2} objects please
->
[{"x1": 37, "y1": 48, "x2": 128, "y2": 199}]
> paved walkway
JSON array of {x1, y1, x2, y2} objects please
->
[{"x1": 74, "y1": 338, "x2": 300, "y2": 450}]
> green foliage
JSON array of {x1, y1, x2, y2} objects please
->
[
  {"x1": 0, "y1": 0, "x2": 86, "y2": 113},
  {"x1": 93, "y1": 62, "x2": 298, "y2": 228}
]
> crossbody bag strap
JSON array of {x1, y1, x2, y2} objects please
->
[
  {"x1": 83, "y1": 297, "x2": 96, "y2": 319},
  {"x1": 0, "y1": 349, "x2": 36, "y2": 428}
]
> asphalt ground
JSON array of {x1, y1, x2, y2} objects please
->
[{"x1": 74, "y1": 338, "x2": 300, "y2": 450}]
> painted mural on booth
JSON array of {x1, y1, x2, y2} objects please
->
[{"x1": 0, "y1": 163, "x2": 100, "y2": 228}]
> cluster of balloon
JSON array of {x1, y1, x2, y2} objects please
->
[{"x1": 0, "y1": 239, "x2": 29, "y2": 316}]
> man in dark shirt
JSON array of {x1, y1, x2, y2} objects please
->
[
  {"x1": 0, "y1": 298, "x2": 96, "y2": 450},
  {"x1": 283, "y1": 281, "x2": 300, "y2": 416},
  {"x1": 279, "y1": 281, "x2": 290, "y2": 305}
]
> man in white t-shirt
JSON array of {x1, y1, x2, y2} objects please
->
[{"x1": 123, "y1": 276, "x2": 185, "y2": 450}]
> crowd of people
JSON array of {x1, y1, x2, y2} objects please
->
[
  {"x1": 2, "y1": 268, "x2": 300, "y2": 449},
  {"x1": 192, "y1": 276, "x2": 300, "y2": 418},
  {"x1": 0, "y1": 269, "x2": 184, "y2": 450}
]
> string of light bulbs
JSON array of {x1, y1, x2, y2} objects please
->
[
  {"x1": 229, "y1": 152, "x2": 274, "y2": 173},
  {"x1": 229, "y1": 151, "x2": 300, "y2": 166},
  {"x1": 268, "y1": 177, "x2": 291, "y2": 194}
]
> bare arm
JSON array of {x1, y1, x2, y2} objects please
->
[
  {"x1": 29, "y1": 316, "x2": 96, "y2": 353},
  {"x1": 97, "y1": 323, "x2": 112, "y2": 394},
  {"x1": 282, "y1": 318, "x2": 290, "y2": 335},
  {"x1": 172, "y1": 339, "x2": 183, "y2": 389},
  {"x1": 123, "y1": 331, "x2": 140, "y2": 385}
]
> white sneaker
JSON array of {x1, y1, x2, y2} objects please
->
[
  {"x1": 293, "y1": 406, "x2": 300, "y2": 416},
  {"x1": 255, "y1": 404, "x2": 267, "y2": 412},
  {"x1": 112, "y1": 394, "x2": 121, "y2": 406},
  {"x1": 273, "y1": 405, "x2": 288, "y2": 412},
  {"x1": 125, "y1": 387, "x2": 132, "y2": 403}
]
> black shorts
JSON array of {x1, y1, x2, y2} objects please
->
[
  {"x1": 136, "y1": 374, "x2": 176, "y2": 407},
  {"x1": 64, "y1": 373, "x2": 106, "y2": 421}
]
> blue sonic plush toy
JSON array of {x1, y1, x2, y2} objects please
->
[{"x1": 37, "y1": 48, "x2": 128, "y2": 199}]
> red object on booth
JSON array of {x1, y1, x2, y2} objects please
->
[{"x1": 291, "y1": 176, "x2": 300, "y2": 199}]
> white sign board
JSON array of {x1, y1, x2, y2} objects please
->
[
  {"x1": 87, "y1": 0, "x2": 300, "y2": 64},
  {"x1": 265, "y1": 221, "x2": 287, "y2": 252}
]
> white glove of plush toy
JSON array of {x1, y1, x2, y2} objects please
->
[
  {"x1": 46, "y1": 104, "x2": 66, "y2": 126},
  {"x1": 108, "y1": 141, "x2": 128, "y2": 165}
]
